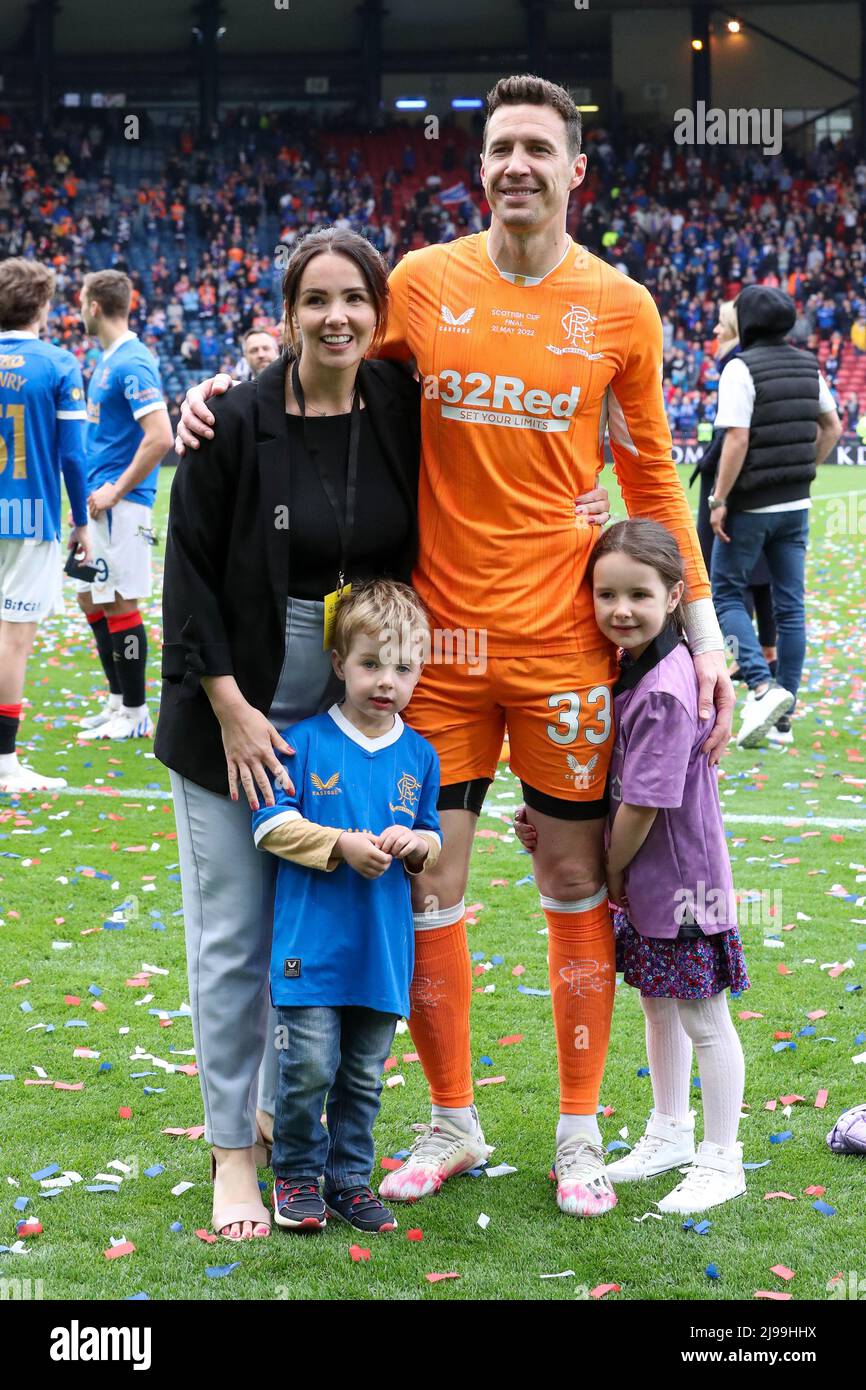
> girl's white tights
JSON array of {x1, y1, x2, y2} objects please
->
[{"x1": 640, "y1": 993, "x2": 745, "y2": 1149}]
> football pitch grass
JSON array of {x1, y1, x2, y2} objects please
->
[{"x1": 1, "y1": 463, "x2": 864, "y2": 1302}]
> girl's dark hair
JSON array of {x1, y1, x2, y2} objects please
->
[
  {"x1": 588, "y1": 518, "x2": 688, "y2": 637},
  {"x1": 280, "y1": 228, "x2": 390, "y2": 360}
]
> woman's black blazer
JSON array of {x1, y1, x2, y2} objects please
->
[{"x1": 154, "y1": 354, "x2": 421, "y2": 794}]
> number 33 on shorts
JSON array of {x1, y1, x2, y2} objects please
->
[{"x1": 544, "y1": 681, "x2": 614, "y2": 799}]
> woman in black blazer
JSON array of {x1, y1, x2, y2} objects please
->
[{"x1": 155, "y1": 229, "x2": 422, "y2": 1240}]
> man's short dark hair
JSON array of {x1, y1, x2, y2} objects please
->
[
  {"x1": 82, "y1": 270, "x2": 132, "y2": 319},
  {"x1": 483, "y1": 74, "x2": 582, "y2": 161}
]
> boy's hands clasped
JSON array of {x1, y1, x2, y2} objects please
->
[{"x1": 337, "y1": 826, "x2": 430, "y2": 879}]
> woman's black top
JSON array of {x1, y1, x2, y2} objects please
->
[
  {"x1": 286, "y1": 411, "x2": 414, "y2": 598},
  {"x1": 154, "y1": 355, "x2": 421, "y2": 795}
]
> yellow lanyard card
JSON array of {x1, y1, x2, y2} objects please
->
[{"x1": 323, "y1": 583, "x2": 352, "y2": 649}]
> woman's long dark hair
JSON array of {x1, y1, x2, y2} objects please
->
[
  {"x1": 588, "y1": 518, "x2": 688, "y2": 638},
  {"x1": 280, "y1": 227, "x2": 390, "y2": 361}
]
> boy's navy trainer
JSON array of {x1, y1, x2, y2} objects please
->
[
  {"x1": 325, "y1": 1185, "x2": 398, "y2": 1233},
  {"x1": 273, "y1": 1180, "x2": 327, "y2": 1232}
]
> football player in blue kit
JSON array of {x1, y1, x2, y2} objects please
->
[{"x1": 76, "y1": 270, "x2": 172, "y2": 742}]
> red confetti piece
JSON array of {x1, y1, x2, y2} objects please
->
[
  {"x1": 754, "y1": 1291, "x2": 792, "y2": 1301},
  {"x1": 814, "y1": 1090, "x2": 829, "y2": 1110},
  {"x1": 195, "y1": 1229, "x2": 218, "y2": 1244},
  {"x1": 91, "y1": 1001, "x2": 107, "y2": 1013},
  {"x1": 402, "y1": 1053, "x2": 420, "y2": 1064},
  {"x1": 779, "y1": 1095, "x2": 806, "y2": 1105},
  {"x1": 511, "y1": 964, "x2": 525, "y2": 976},
  {"x1": 498, "y1": 1034, "x2": 523, "y2": 1046},
  {"x1": 104, "y1": 1241, "x2": 135, "y2": 1260},
  {"x1": 54, "y1": 1081, "x2": 84, "y2": 1091},
  {"x1": 602, "y1": 1105, "x2": 615, "y2": 1118},
  {"x1": 426, "y1": 1272, "x2": 459, "y2": 1283},
  {"x1": 807, "y1": 1010, "x2": 827, "y2": 1021},
  {"x1": 406, "y1": 1228, "x2": 423, "y2": 1241},
  {"x1": 476, "y1": 1075, "x2": 506, "y2": 1086},
  {"x1": 765, "y1": 1100, "x2": 777, "y2": 1111},
  {"x1": 777, "y1": 964, "x2": 793, "y2": 976},
  {"x1": 770, "y1": 1264, "x2": 795, "y2": 1281},
  {"x1": 380, "y1": 1157, "x2": 403, "y2": 1171},
  {"x1": 63, "y1": 995, "x2": 80, "y2": 1005},
  {"x1": 738, "y1": 1011, "x2": 764, "y2": 1020},
  {"x1": 118, "y1": 1106, "x2": 132, "y2": 1119},
  {"x1": 773, "y1": 1031, "x2": 793, "y2": 1040},
  {"x1": 17, "y1": 1221, "x2": 43, "y2": 1237},
  {"x1": 489, "y1": 879, "x2": 509, "y2": 887},
  {"x1": 590, "y1": 1283, "x2": 622, "y2": 1299},
  {"x1": 11, "y1": 979, "x2": 31, "y2": 988},
  {"x1": 349, "y1": 1245, "x2": 371, "y2": 1262},
  {"x1": 804, "y1": 1185, "x2": 826, "y2": 1197},
  {"x1": 764, "y1": 1191, "x2": 796, "y2": 1200},
  {"x1": 383, "y1": 1057, "x2": 398, "y2": 1072}
]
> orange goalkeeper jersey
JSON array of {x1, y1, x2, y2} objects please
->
[{"x1": 377, "y1": 231, "x2": 709, "y2": 655}]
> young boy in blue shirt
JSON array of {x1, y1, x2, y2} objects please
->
[{"x1": 252, "y1": 580, "x2": 441, "y2": 1234}]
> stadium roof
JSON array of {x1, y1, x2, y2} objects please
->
[{"x1": 0, "y1": 0, "x2": 821, "y2": 59}]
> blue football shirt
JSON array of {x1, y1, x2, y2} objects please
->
[
  {"x1": 86, "y1": 332, "x2": 166, "y2": 505},
  {"x1": 252, "y1": 704, "x2": 442, "y2": 1017},
  {"x1": 0, "y1": 330, "x2": 88, "y2": 541}
]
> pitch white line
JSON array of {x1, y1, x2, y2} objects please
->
[{"x1": 5, "y1": 788, "x2": 865, "y2": 831}]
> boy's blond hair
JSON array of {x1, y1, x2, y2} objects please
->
[
  {"x1": 0, "y1": 258, "x2": 55, "y2": 330},
  {"x1": 332, "y1": 579, "x2": 429, "y2": 662}
]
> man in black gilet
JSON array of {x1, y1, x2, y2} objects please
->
[{"x1": 709, "y1": 286, "x2": 842, "y2": 748}]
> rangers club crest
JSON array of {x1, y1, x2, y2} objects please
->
[{"x1": 547, "y1": 304, "x2": 604, "y2": 359}]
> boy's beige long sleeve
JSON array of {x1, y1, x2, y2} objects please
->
[
  {"x1": 260, "y1": 821, "x2": 442, "y2": 875},
  {"x1": 259, "y1": 818, "x2": 344, "y2": 871}
]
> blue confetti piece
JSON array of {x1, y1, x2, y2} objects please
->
[
  {"x1": 99, "y1": 1062, "x2": 112, "y2": 1072},
  {"x1": 471, "y1": 951, "x2": 485, "y2": 961},
  {"x1": 205, "y1": 1262, "x2": 241, "y2": 1278},
  {"x1": 812, "y1": 1199, "x2": 836, "y2": 1217},
  {"x1": 772, "y1": 1041, "x2": 796, "y2": 1052},
  {"x1": 151, "y1": 921, "x2": 166, "y2": 931},
  {"x1": 0, "y1": 1074, "x2": 14, "y2": 1081},
  {"x1": 798, "y1": 1026, "x2": 816, "y2": 1037},
  {"x1": 517, "y1": 985, "x2": 550, "y2": 996},
  {"x1": 464, "y1": 1166, "x2": 486, "y2": 1178},
  {"x1": 854, "y1": 1032, "x2": 866, "y2": 1046},
  {"x1": 85, "y1": 1184, "x2": 120, "y2": 1193},
  {"x1": 65, "y1": 1020, "x2": 88, "y2": 1028},
  {"x1": 170, "y1": 1221, "x2": 183, "y2": 1232},
  {"x1": 515, "y1": 875, "x2": 535, "y2": 886},
  {"x1": 125, "y1": 1292, "x2": 150, "y2": 1300},
  {"x1": 606, "y1": 1140, "x2": 631, "y2": 1153},
  {"x1": 845, "y1": 983, "x2": 862, "y2": 993},
  {"x1": 692, "y1": 1076, "x2": 702, "y2": 1089},
  {"x1": 479, "y1": 1055, "x2": 493, "y2": 1066},
  {"x1": 743, "y1": 1160, "x2": 772, "y2": 1170},
  {"x1": 88, "y1": 984, "x2": 102, "y2": 997},
  {"x1": 694, "y1": 1220, "x2": 712, "y2": 1235},
  {"x1": 144, "y1": 1165, "x2": 164, "y2": 1178},
  {"x1": 19, "y1": 1001, "x2": 33, "y2": 1014},
  {"x1": 130, "y1": 1072, "x2": 158, "y2": 1078},
  {"x1": 705, "y1": 1263, "x2": 720, "y2": 1280},
  {"x1": 13, "y1": 1197, "x2": 29, "y2": 1212},
  {"x1": 770, "y1": 1131, "x2": 793, "y2": 1143},
  {"x1": 103, "y1": 921, "x2": 125, "y2": 931},
  {"x1": 636, "y1": 1067, "x2": 650, "y2": 1077},
  {"x1": 491, "y1": 955, "x2": 504, "y2": 965},
  {"x1": 393, "y1": 1150, "x2": 411, "y2": 1161},
  {"x1": 31, "y1": 1164, "x2": 60, "y2": 1180},
  {"x1": 143, "y1": 1087, "x2": 166, "y2": 1095},
  {"x1": 39, "y1": 1189, "x2": 63, "y2": 1198},
  {"x1": 682, "y1": 1218, "x2": 694, "y2": 1230}
]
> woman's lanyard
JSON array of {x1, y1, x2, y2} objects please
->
[{"x1": 291, "y1": 359, "x2": 362, "y2": 646}]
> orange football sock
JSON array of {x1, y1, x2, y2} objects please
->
[
  {"x1": 409, "y1": 912, "x2": 474, "y2": 1108},
  {"x1": 545, "y1": 893, "x2": 616, "y2": 1113}
]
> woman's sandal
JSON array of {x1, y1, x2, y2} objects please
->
[{"x1": 210, "y1": 1151, "x2": 272, "y2": 1240}]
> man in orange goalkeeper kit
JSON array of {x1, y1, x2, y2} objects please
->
[{"x1": 177, "y1": 74, "x2": 733, "y2": 1219}]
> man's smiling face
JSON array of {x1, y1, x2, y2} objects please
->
[{"x1": 480, "y1": 103, "x2": 587, "y2": 236}]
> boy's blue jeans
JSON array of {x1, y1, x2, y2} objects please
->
[
  {"x1": 272, "y1": 1005, "x2": 398, "y2": 1192},
  {"x1": 711, "y1": 507, "x2": 809, "y2": 708}
]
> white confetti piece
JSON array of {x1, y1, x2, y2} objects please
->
[
  {"x1": 93, "y1": 1173, "x2": 122, "y2": 1186},
  {"x1": 107, "y1": 1160, "x2": 131, "y2": 1174},
  {"x1": 477, "y1": 1213, "x2": 490, "y2": 1230},
  {"x1": 386, "y1": 1074, "x2": 405, "y2": 1088},
  {"x1": 485, "y1": 1163, "x2": 517, "y2": 1178},
  {"x1": 539, "y1": 1270, "x2": 576, "y2": 1279},
  {"x1": 141, "y1": 962, "x2": 169, "y2": 976},
  {"x1": 171, "y1": 1181, "x2": 195, "y2": 1197}
]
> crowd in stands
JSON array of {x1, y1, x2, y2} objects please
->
[{"x1": 0, "y1": 106, "x2": 864, "y2": 439}]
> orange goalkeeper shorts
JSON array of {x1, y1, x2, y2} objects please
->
[{"x1": 405, "y1": 645, "x2": 618, "y2": 809}]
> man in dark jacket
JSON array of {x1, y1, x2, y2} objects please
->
[{"x1": 709, "y1": 286, "x2": 842, "y2": 747}]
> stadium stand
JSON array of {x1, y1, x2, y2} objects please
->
[{"x1": 1, "y1": 109, "x2": 864, "y2": 442}]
